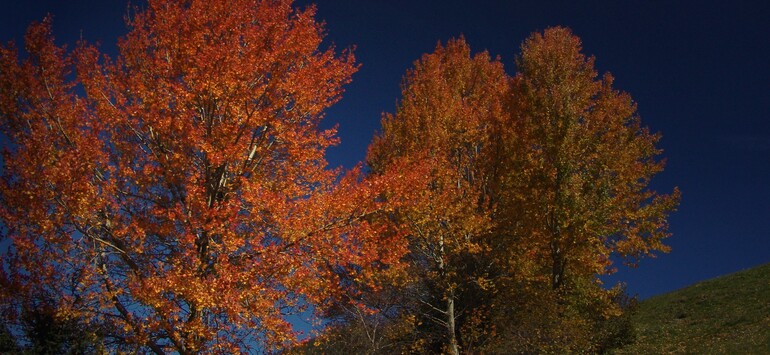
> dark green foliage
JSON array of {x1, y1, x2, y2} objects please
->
[
  {"x1": 595, "y1": 292, "x2": 638, "y2": 353},
  {"x1": 0, "y1": 301, "x2": 104, "y2": 355},
  {"x1": 0, "y1": 323, "x2": 19, "y2": 353}
]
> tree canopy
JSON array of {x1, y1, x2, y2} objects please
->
[
  {"x1": 307, "y1": 28, "x2": 678, "y2": 354},
  {"x1": 0, "y1": 1, "x2": 678, "y2": 353},
  {"x1": 0, "y1": 0, "x2": 411, "y2": 352}
]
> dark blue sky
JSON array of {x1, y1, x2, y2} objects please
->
[{"x1": 2, "y1": 0, "x2": 768, "y2": 299}]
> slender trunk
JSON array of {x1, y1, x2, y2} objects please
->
[
  {"x1": 551, "y1": 239, "x2": 564, "y2": 290},
  {"x1": 439, "y1": 234, "x2": 460, "y2": 355},
  {"x1": 551, "y1": 165, "x2": 566, "y2": 290},
  {"x1": 447, "y1": 288, "x2": 460, "y2": 355}
]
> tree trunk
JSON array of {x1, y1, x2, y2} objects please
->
[
  {"x1": 447, "y1": 289, "x2": 460, "y2": 355},
  {"x1": 439, "y1": 234, "x2": 460, "y2": 355}
]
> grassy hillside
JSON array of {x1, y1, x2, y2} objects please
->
[{"x1": 615, "y1": 263, "x2": 770, "y2": 354}]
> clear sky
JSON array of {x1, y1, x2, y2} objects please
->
[{"x1": 1, "y1": 0, "x2": 768, "y2": 300}]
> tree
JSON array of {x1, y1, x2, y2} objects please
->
[
  {"x1": 366, "y1": 38, "x2": 508, "y2": 354},
  {"x1": 483, "y1": 27, "x2": 680, "y2": 352},
  {"x1": 505, "y1": 25, "x2": 679, "y2": 289},
  {"x1": 0, "y1": 291, "x2": 106, "y2": 354},
  {"x1": 338, "y1": 28, "x2": 678, "y2": 353},
  {"x1": 0, "y1": 0, "x2": 406, "y2": 352}
]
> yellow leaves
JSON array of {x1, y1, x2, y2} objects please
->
[
  {"x1": 475, "y1": 276, "x2": 495, "y2": 291},
  {"x1": 344, "y1": 27, "x2": 679, "y2": 354}
]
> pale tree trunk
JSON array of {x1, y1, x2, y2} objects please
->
[
  {"x1": 446, "y1": 288, "x2": 459, "y2": 355},
  {"x1": 439, "y1": 234, "x2": 460, "y2": 355}
]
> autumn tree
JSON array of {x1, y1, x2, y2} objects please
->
[
  {"x1": 482, "y1": 27, "x2": 680, "y2": 352},
  {"x1": 365, "y1": 38, "x2": 508, "y2": 354},
  {"x1": 321, "y1": 28, "x2": 679, "y2": 354},
  {"x1": 0, "y1": 0, "x2": 409, "y2": 353}
]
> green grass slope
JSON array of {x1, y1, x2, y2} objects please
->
[{"x1": 615, "y1": 263, "x2": 770, "y2": 354}]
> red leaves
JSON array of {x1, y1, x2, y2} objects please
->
[
  {"x1": 0, "y1": 1, "x2": 379, "y2": 353},
  {"x1": 0, "y1": 7, "x2": 678, "y2": 353}
]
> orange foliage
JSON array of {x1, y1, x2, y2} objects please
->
[
  {"x1": 355, "y1": 29, "x2": 679, "y2": 353},
  {"x1": 501, "y1": 27, "x2": 680, "y2": 285},
  {"x1": 367, "y1": 38, "x2": 508, "y2": 354},
  {"x1": 0, "y1": 1, "x2": 407, "y2": 353},
  {"x1": 0, "y1": 4, "x2": 679, "y2": 351}
]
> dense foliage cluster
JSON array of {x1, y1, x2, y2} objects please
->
[
  {"x1": 306, "y1": 29, "x2": 678, "y2": 354},
  {"x1": 0, "y1": 1, "x2": 677, "y2": 353}
]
